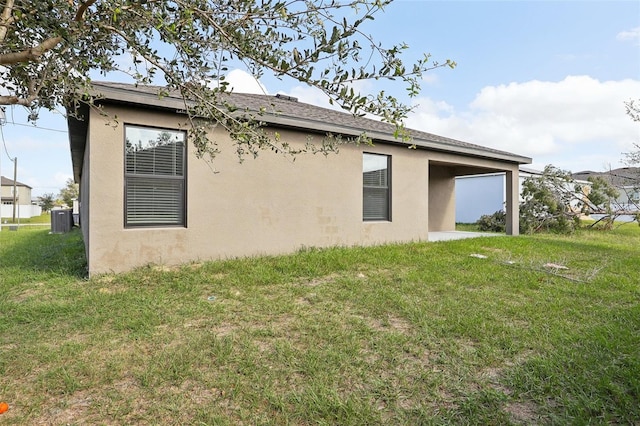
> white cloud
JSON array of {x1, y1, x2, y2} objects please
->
[
  {"x1": 286, "y1": 85, "x2": 335, "y2": 110},
  {"x1": 286, "y1": 78, "x2": 378, "y2": 113},
  {"x1": 406, "y1": 76, "x2": 640, "y2": 173},
  {"x1": 53, "y1": 172, "x2": 73, "y2": 187},
  {"x1": 421, "y1": 73, "x2": 440, "y2": 85},
  {"x1": 201, "y1": 69, "x2": 269, "y2": 95},
  {"x1": 224, "y1": 69, "x2": 269, "y2": 95},
  {"x1": 617, "y1": 27, "x2": 640, "y2": 44}
]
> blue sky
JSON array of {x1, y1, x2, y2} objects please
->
[{"x1": 1, "y1": 0, "x2": 639, "y2": 197}]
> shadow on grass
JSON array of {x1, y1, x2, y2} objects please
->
[{"x1": 0, "y1": 227, "x2": 87, "y2": 278}]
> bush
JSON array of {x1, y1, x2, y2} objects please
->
[
  {"x1": 475, "y1": 206, "x2": 577, "y2": 235},
  {"x1": 476, "y1": 210, "x2": 506, "y2": 232}
]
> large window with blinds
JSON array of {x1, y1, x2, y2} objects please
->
[
  {"x1": 124, "y1": 125, "x2": 186, "y2": 227},
  {"x1": 363, "y1": 153, "x2": 391, "y2": 221}
]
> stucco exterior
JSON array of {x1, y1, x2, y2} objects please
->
[
  {"x1": 69, "y1": 83, "x2": 530, "y2": 275},
  {"x1": 1, "y1": 176, "x2": 32, "y2": 205},
  {"x1": 1, "y1": 176, "x2": 41, "y2": 219}
]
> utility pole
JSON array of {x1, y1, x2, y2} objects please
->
[{"x1": 12, "y1": 157, "x2": 18, "y2": 222}]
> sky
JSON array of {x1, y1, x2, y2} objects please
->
[{"x1": 1, "y1": 0, "x2": 639, "y2": 198}]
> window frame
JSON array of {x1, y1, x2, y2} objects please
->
[
  {"x1": 123, "y1": 124, "x2": 187, "y2": 228},
  {"x1": 362, "y1": 152, "x2": 392, "y2": 222}
]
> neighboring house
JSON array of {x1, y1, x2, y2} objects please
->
[
  {"x1": 67, "y1": 82, "x2": 531, "y2": 275},
  {"x1": 0, "y1": 176, "x2": 42, "y2": 219},
  {"x1": 573, "y1": 167, "x2": 640, "y2": 207},
  {"x1": 455, "y1": 167, "x2": 543, "y2": 223},
  {"x1": 573, "y1": 167, "x2": 639, "y2": 221}
]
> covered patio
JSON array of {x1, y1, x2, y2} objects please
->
[{"x1": 427, "y1": 158, "x2": 522, "y2": 237}]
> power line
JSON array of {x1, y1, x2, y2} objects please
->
[
  {"x1": 0, "y1": 125, "x2": 15, "y2": 162},
  {"x1": 5, "y1": 121, "x2": 68, "y2": 133},
  {"x1": 4, "y1": 104, "x2": 68, "y2": 133}
]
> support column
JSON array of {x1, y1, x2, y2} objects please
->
[{"x1": 505, "y1": 169, "x2": 519, "y2": 236}]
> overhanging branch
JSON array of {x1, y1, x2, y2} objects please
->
[
  {"x1": 0, "y1": 0, "x2": 15, "y2": 43},
  {"x1": 0, "y1": 0, "x2": 96, "y2": 65},
  {"x1": 0, "y1": 36, "x2": 63, "y2": 65},
  {"x1": 0, "y1": 79, "x2": 37, "y2": 105}
]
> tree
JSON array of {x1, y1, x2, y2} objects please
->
[
  {"x1": 519, "y1": 166, "x2": 585, "y2": 233},
  {"x1": 476, "y1": 165, "x2": 623, "y2": 234},
  {"x1": 58, "y1": 178, "x2": 79, "y2": 208},
  {"x1": 520, "y1": 166, "x2": 627, "y2": 232},
  {"x1": 37, "y1": 192, "x2": 56, "y2": 212},
  {"x1": 482, "y1": 101, "x2": 640, "y2": 233},
  {"x1": 622, "y1": 99, "x2": 640, "y2": 223},
  {"x1": 623, "y1": 99, "x2": 640, "y2": 165},
  {"x1": 0, "y1": 0, "x2": 455, "y2": 160}
]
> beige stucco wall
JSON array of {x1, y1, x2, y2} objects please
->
[
  {"x1": 82, "y1": 105, "x2": 520, "y2": 275},
  {"x1": 79, "y1": 133, "x2": 91, "y2": 262},
  {"x1": 428, "y1": 164, "x2": 456, "y2": 232},
  {"x1": 0, "y1": 182, "x2": 31, "y2": 204}
]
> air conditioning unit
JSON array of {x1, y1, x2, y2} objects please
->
[{"x1": 51, "y1": 209, "x2": 74, "y2": 233}]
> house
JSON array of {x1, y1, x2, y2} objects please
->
[
  {"x1": 0, "y1": 176, "x2": 42, "y2": 219},
  {"x1": 573, "y1": 167, "x2": 639, "y2": 221},
  {"x1": 455, "y1": 167, "x2": 543, "y2": 223},
  {"x1": 67, "y1": 82, "x2": 532, "y2": 275},
  {"x1": 573, "y1": 168, "x2": 640, "y2": 206}
]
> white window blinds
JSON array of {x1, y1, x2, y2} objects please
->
[
  {"x1": 124, "y1": 126, "x2": 186, "y2": 227},
  {"x1": 363, "y1": 153, "x2": 390, "y2": 221}
]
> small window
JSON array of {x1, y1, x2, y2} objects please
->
[
  {"x1": 363, "y1": 153, "x2": 391, "y2": 221},
  {"x1": 124, "y1": 125, "x2": 186, "y2": 227}
]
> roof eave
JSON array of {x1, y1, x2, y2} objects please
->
[
  {"x1": 262, "y1": 114, "x2": 532, "y2": 165},
  {"x1": 67, "y1": 103, "x2": 90, "y2": 183}
]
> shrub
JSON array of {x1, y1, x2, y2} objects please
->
[{"x1": 476, "y1": 210, "x2": 506, "y2": 233}]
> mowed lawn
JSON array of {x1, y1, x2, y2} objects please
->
[{"x1": 0, "y1": 226, "x2": 638, "y2": 425}]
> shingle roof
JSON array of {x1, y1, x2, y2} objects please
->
[
  {"x1": 572, "y1": 167, "x2": 640, "y2": 187},
  {"x1": 67, "y1": 81, "x2": 531, "y2": 180},
  {"x1": 1, "y1": 176, "x2": 31, "y2": 188},
  {"x1": 97, "y1": 82, "x2": 532, "y2": 160}
]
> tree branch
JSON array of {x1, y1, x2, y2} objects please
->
[
  {"x1": 0, "y1": 0, "x2": 14, "y2": 43},
  {"x1": 0, "y1": 0, "x2": 96, "y2": 65},
  {"x1": 0, "y1": 79, "x2": 37, "y2": 105},
  {"x1": 0, "y1": 35, "x2": 64, "y2": 65},
  {"x1": 74, "y1": 0, "x2": 97, "y2": 22}
]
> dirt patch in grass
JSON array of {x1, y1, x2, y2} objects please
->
[
  {"x1": 209, "y1": 272, "x2": 230, "y2": 280},
  {"x1": 367, "y1": 314, "x2": 413, "y2": 334},
  {"x1": 170, "y1": 379, "x2": 217, "y2": 404},
  {"x1": 476, "y1": 351, "x2": 545, "y2": 423},
  {"x1": 504, "y1": 400, "x2": 540, "y2": 424},
  {"x1": 42, "y1": 391, "x2": 94, "y2": 426},
  {"x1": 182, "y1": 318, "x2": 215, "y2": 330},
  {"x1": 481, "y1": 350, "x2": 535, "y2": 392},
  {"x1": 208, "y1": 322, "x2": 238, "y2": 337},
  {"x1": 95, "y1": 276, "x2": 131, "y2": 295},
  {"x1": 32, "y1": 375, "x2": 237, "y2": 425},
  {"x1": 10, "y1": 282, "x2": 47, "y2": 303},
  {"x1": 302, "y1": 273, "x2": 341, "y2": 287}
]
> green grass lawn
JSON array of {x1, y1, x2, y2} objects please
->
[
  {"x1": 1, "y1": 213, "x2": 52, "y2": 229},
  {"x1": 0, "y1": 226, "x2": 638, "y2": 424},
  {"x1": 456, "y1": 222, "x2": 483, "y2": 232}
]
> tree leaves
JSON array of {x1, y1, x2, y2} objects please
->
[{"x1": 0, "y1": 0, "x2": 456, "y2": 161}]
